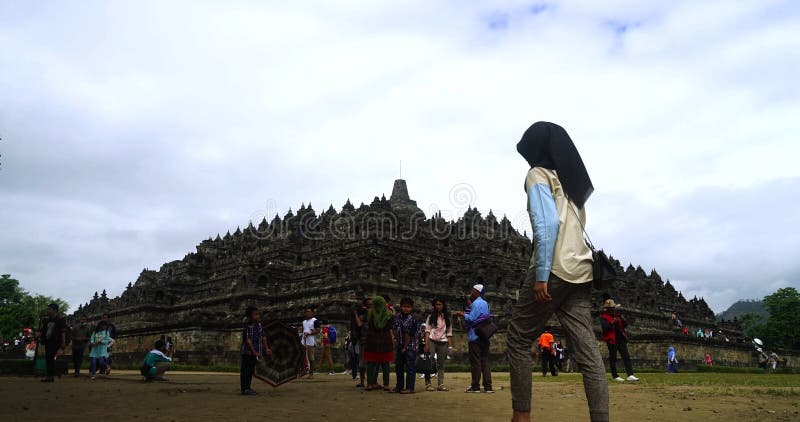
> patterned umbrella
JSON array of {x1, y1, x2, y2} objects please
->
[{"x1": 254, "y1": 321, "x2": 302, "y2": 387}]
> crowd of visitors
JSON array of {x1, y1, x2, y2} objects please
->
[{"x1": 17, "y1": 121, "x2": 787, "y2": 422}]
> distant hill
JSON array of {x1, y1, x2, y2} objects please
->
[{"x1": 716, "y1": 299, "x2": 769, "y2": 322}]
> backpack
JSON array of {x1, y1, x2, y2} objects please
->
[{"x1": 327, "y1": 326, "x2": 338, "y2": 344}]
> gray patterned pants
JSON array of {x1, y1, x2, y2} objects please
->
[{"x1": 507, "y1": 273, "x2": 609, "y2": 422}]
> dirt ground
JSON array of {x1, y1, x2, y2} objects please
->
[{"x1": 1, "y1": 371, "x2": 798, "y2": 421}]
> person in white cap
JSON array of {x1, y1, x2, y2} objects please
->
[
  {"x1": 599, "y1": 298, "x2": 639, "y2": 382},
  {"x1": 452, "y1": 284, "x2": 493, "y2": 393}
]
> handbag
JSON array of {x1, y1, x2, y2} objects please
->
[
  {"x1": 474, "y1": 317, "x2": 498, "y2": 339},
  {"x1": 415, "y1": 352, "x2": 437, "y2": 375},
  {"x1": 567, "y1": 200, "x2": 619, "y2": 290}
]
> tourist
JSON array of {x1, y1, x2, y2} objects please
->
[
  {"x1": 343, "y1": 330, "x2": 353, "y2": 376},
  {"x1": 101, "y1": 313, "x2": 117, "y2": 374},
  {"x1": 508, "y1": 122, "x2": 609, "y2": 422},
  {"x1": 538, "y1": 329, "x2": 557, "y2": 377},
  {"x1": 317, "y1": 321, "x2": 336, "y2": 375},
  {"x1": 600, "y1": 299, "x2": 639, "y2": 382},
  {"x1": 301, "y1": 307, "x2": 321, "y2": 378},
  {"x1": 25, "y1": 337, "x2": 36, "y2": 360},
  {"x1": 757, "y1": 348, "x2": 768, "y2": 370},
  {"x1": 241, "y1": 306, "x2": 271, "y2": 395},
  {"x1": 768, "y1": 351, "x2": 780, "y2": 372},
  {"x1": 70, "y1": 314, "x2": 92, "y2": 377},
  {"x1": 141, "y1": 339, "x2": 173, "y2": 382},
  {"x1": 554, "y1": 341, "x2": 565, "y2": 372},
  {"x1": 392, "y1": 297, "x2": 418, "y2": 394},
  {"x1": 667, "y1": 346, "x2": 679, "y2": 373},
  {"x1": 88, "y1": 320, "x2": 112, "y2": 380},
  {"x1": 38, "y1": 303, "x2": 66, "y2": 382},
  {"x1": 424, "y1": 298, "x2": 452, "y2": 391},
  {"x1": 453, "y1": 284, "x2": 493, "y2": 394},
  {"x1": 350, "y1": 297, "x2": 372, "y2": 388},
  {"x1": 696, "y1": 328, "x2": 704, "y2": 338},
  {"x1": 363, "y1": 295, "x2": 393, "y2": 391},
  {"x1": 704, "y1": 353, "x2": 713, "y2": 366}
]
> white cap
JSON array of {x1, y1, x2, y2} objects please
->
[{"x1": 473, "y1": 284, "x2": 485, "y2": 293}]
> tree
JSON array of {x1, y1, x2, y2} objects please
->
[
  {"x1": 738, "y1": 312, "x2": 765, "y2": 339},
  {"x1": 0, "y1": 274, "x2": 69, "y2": 339},
  {"x1": 761, "y1": 287, "x2": 800, "y2": 350}
]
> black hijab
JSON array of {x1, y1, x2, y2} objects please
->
[{"x1": 516, "y1": 121, "x2": 594, "y2": 209}]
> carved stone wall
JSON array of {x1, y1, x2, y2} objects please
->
[{"x1": 69, "y1": 179, "x2": 769, "y2": 367}]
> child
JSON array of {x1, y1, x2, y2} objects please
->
[
  {"x1": 88, "y1": 321, "x2": 112, "y2": 379},
  {"x1": 241, "y1": 306, "x2": 271, "y2": 396},
  {"x1": 393, "y1": 297, "x2": 419, "y2": 394},
  {"x1": 141, "y1": 339, "x2": 173, "y2": 381}
]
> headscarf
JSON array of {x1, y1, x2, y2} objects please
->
[
  {"x1": 668, "y1": 346, "x2": 676, "y2": 362},
  {"x1": 516, "y1": 121, "x2": 594, "y2": 209},
  {"x1": 368, "y1": 295, "x2": 392, "y2": 329}
]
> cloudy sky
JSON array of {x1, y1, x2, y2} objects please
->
[{"x1": 1, "y1": 0, "x2": 798, "y2": 314}]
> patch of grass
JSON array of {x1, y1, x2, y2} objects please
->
[{"x1": 696, "y1": 364, "x2": 800, "y2": 374}]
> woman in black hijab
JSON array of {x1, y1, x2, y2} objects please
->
[
  {"x1": 516, "y1": 121, "x2": 594, "y2": 208},
  {"x1": 507, "y1": 122, "x2": 609, "y2": 422}
]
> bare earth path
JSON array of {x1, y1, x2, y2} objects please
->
[{"x1": 1, "y1": 372, "x2": 798, "y2": 421}]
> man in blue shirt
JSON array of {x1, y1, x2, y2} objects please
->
[{"x1": 453, "y1": 284, "x2": 493, "y2": 393}]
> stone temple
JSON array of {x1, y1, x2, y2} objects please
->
[{"x1": 74, "y1": 179, "x2": 781, "y2": 369}]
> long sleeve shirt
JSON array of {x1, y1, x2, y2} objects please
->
[
  {"x1": 464, "y1": 297, "x2": 490, "y2": 342},
  {"x1": 88, "y1": 330, "x2": 111, "y2": 358},
  {"x1": 525, "y1": 167, "x2": 593, "y2": 283}
]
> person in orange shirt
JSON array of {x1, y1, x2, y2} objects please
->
[{"x1": 538, "y1": 329, "x2": 557, "y2": 377}]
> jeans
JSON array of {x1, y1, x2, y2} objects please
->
[
  {"x1": 241, "y1": 354, "x2": 257, "y2": 392},
  {"x1": 607, "y1": 341, "x2": 634, "y2": 378},
  {"x1": 347, "y1": 343, "x2": 359, "y2": 380},
  {"x1": 468, "y1": 338, "x2": 492, "y2": 390},
  {"x1": 395, "y1": 348, "x2": 416, "y2": 391},
  {"x1": 89, "y1": 357, "x2": 108, "y2": 376},
  {"x1": 366, "y1": 361, "x2": 390, "y2": 386},
  {"x1": 507, "y1": 273, "x2": 609, "y2": 421},
  {"x1": 72, "y1": 346, "x2": 85, "y2": 375},
  {"x1": 423, "y1": 341, "x2": 449, "y2": 387}
]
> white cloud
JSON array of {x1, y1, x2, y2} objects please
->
[{"x1": 1, "y1": 0, "x2": 798, "y2": 313}]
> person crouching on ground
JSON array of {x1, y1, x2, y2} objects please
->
[
  {"x1": 392, "y1": 297, "x2": 419, "y2": 394},
  {"x1": 141, "y1": 339, "x2": 173, "y2": 382},
  {"x1": 241, "y1": 306, "x2": 272, "y2": 395},
  {"x1": 507, "y1": 122, "x2": 609, "y2": 422}
]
